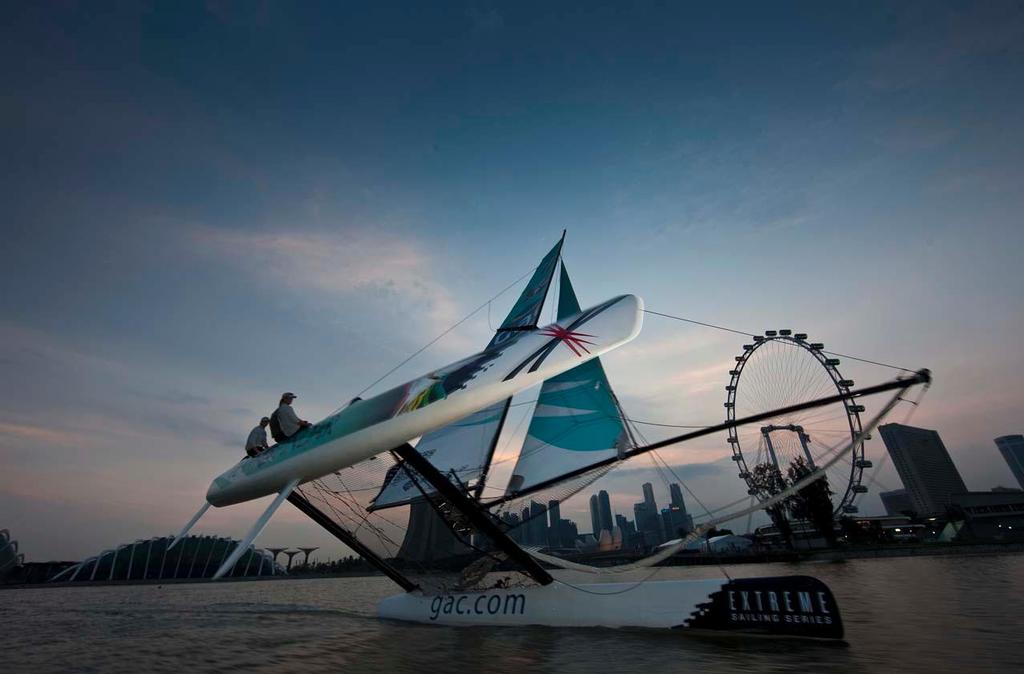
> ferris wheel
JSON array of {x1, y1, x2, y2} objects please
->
[{"x1": 725, "y1": 330, "x2": 871, "y2": 516}]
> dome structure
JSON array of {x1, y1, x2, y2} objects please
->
[
  {"x1": 1, "y1": 530, "x2": 25, "y2": 579},
  {"x1": 48, "y1": 535, "x2": 285, "y2": 583}
]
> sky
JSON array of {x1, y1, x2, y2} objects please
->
[{"x1": 2, "y1": 1, "x2": 1023, "y2": 562}]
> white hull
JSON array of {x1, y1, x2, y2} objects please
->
[
  {"x1": 207, "y1": 294, "x2": 642, "y2": 506},
  {"x1": 378, "y1": 576, "x2": 843, "y2": 639}
]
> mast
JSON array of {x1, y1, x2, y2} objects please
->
[{"x1": 473, "y1": 230, "x2": 566, "y2": 498}]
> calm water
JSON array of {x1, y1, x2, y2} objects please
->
[{"x1": 2, "y1": 554, "x2": 1022, "y2": 673}]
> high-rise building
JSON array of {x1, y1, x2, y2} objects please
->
[
  {"x1": 615, "y1": 513, "x2": 637, "y2": 540},
  {"x1": 661, "y1": 505, "x2": 692, "y2": 540},
  {"x1": 995, "y1": 435, "x2": 1024, "y2": 490},
  {"x1": 547, "y1": 500, "x2": 562, "y2": 548},
  {"x1": 598, "y1": 490, "x2": 614, "y2": 533},
  {"x1": 879, "y1": 488, "x2": 914, "y2": 516},
  {"x1": 669, "y1": 483, "x2": 687, "y2": 513},
  {"x1": 558, "y1": 519, "x2": 578, "y2": 548},
  {"x1": 643, "y1": 482, "x2": 657, "y2": 512},
  {"x1": 589, "y1": 494, "x2": 601, "y2": 536},
  {"x1": 634, "y1": 501, "x2": 663, "y2": 547},
  {"x1": 529, "y1": 501, "x2": 548, "y2": 547},
  {"x1": 502, "y1": 511, "x2": 522, "y2": 543},
  {"x1": 668, "y1": 483, "x2": 693, "y2": 532},
  {"x1": 878, "y1": 424, "x2": 968, "y2": 516}
]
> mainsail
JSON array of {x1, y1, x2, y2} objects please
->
[
  {"x1": 369, "y1": 235, "x2": 564, "y2": 509},
  {"x1": 504, "y1": 263, "x2": 631, "y2": 495}
]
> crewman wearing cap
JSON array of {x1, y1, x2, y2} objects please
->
[
  {"x1": 269, "y1": 392, "x2": 312, "y2": 443},
  {"x1": 244, "y1": 417, "x2": 271, "y2": 457}
]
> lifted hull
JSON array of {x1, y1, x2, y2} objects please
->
[
  {"x1": 207, "y1": 294, "x2": 642, "y2": 507},
  {"x1": 378, "y1": 576, "x2": 843, "y2": 639}
]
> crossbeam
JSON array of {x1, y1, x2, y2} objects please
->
[
  {"x1": 392, "y1": 443, "x2": 554, "y2": 586},
  {"x1": 287, "y1": 490, "x2": 418, "y2": 592},
  {"x1": 493, "y1": 369, "x2": 931, "y2": 508}
]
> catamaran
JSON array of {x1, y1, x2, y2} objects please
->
[{"x1": 173, "y1": 233, "x2": 929, "y2": 640}]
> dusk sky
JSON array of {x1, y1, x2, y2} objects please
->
[{"x1": 3, "y1": 1, "x2": 1023, "y2": 562}]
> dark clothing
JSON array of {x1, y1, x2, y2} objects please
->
[{"x1": 269, "y1": 409, "x2": 287, "y2": 443}]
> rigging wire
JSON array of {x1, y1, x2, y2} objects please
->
[
  {"x1": 339, "y1": 265, "x2": 539, "y2": 410},
  {"x1": 641, "y1": 308, "x2": 916, "y2": 373}
]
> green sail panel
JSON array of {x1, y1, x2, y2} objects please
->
[
  {"x1": 370, "y1": 236, "x2": 564, "y2": 509},
  {"x1": 487, "y1": 235, "x2": 564, "y2": 348},
  {"x1": 506, "y1": 264, "x2": 630, "y2": 494}
]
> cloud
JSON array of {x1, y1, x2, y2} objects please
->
[
  {"x1": 190, "y1": 226, "x2": 469, "y2": 348},
  {"x1": 0, "y1": 422, "x2": 82, "y2": 447}
]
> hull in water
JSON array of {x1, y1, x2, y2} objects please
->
[
  {"x1": 207, "y1": 294, "x2": 643, "y2": 507},
  {"x1": 378, "y1": 576, "x2": 843, "y2": 639}
]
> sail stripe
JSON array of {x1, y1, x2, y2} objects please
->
[{"x1": 531, "y1": 404, "x2": 598, "y2": 417}]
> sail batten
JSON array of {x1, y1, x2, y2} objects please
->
[
  {"x1": 504, "y1": 263, "x2": 631, "y2": 496},
  {"x1": 369, "y1": 236, "x2": 564, "y2": 510}
]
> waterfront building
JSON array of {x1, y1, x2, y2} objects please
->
[
  {"x1": 0, "y1": 529, "x2": 23, "y2": 581},
  {"x1": 880, "y1": 488, "x2": 914, "y2": 516},
  {"x1": 878, "y1": 424, "x2": 967, "y2": 516},
  {"x1": 947, "y1": 491, "x2": 1024, "y2": 541},
  {"x1": 995, "y1": 435, "x2": 1024, "y2": 490},
  {"x1": 398, "y1": 500, "x2": 471, "y2": 562},
  {"x1": 589, "y1": 494, "x2": 601, "y2": 537},
  {"x1": 842, "y1": 515, "x2": 927, "y2": 542},
  {"x1": 48, "y1": 535, "x2": 285, "y2": 582}
]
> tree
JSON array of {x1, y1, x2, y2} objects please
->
[
  {"x1": 749, "y1": 462, "x2": 795, "y2": 549},
  {"x1": 787, "y1": 456, "x2": 837, "y2": 547}
]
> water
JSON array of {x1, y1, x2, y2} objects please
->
[{"x1": 2, "y1": 554, "x2": 1021, "y2": 673}]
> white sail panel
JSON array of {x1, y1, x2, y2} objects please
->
[{"x1": 369, "y1": 401, "x2": 508, "y2": 508}]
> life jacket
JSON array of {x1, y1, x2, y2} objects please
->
[{"x1": 268, "y1": 409, "x2": 287, "y2": 443}]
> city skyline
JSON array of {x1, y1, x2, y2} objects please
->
[
  {"x1": 3, "y1": 2, "x2": 1024, "y2": 561},
  {"x1": 504, "y1": 479, "x2": 695, "y2": 553}
]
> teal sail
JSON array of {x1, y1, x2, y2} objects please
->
[
  {"x1": 505, "y1": 263, "x2": 630, "y2": 495},
  {"x1": 370, "y1": 235, "x2": 564, "y2": 509}
]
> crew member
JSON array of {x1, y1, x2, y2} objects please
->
[
  {"x1": 269, "y1": 392, "x2": 311, "y2": 442},
  {"x1": 245, "y1": 417, "x2": 271, "y2": 457}
]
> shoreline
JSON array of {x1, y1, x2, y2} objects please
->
[{"x1": 4, "y1": 540, "x2": 1023, "y2": 591}]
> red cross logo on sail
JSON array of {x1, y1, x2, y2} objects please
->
[{"x1": 538, "y1": 325, "x2": 597, "y2": 357}]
